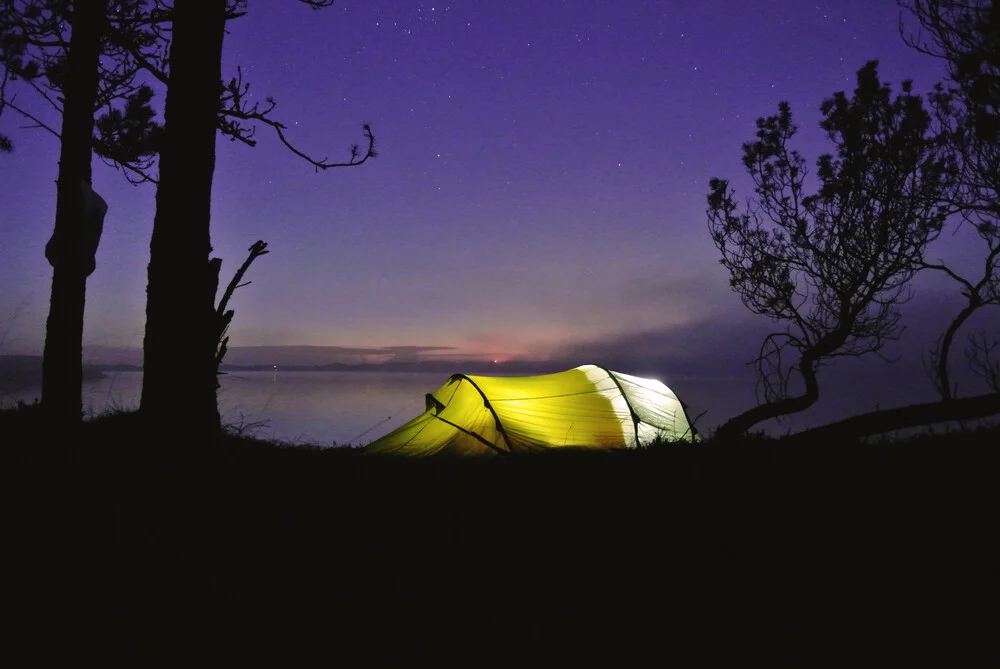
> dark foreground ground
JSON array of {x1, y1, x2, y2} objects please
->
[{"x1": 2, "y1": 406, "x2": 997, "y2": 663}]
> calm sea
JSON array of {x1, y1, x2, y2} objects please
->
[
  {"x1": 2, "y1": 364, "x2": 963, "y2": 444},
  {"x1": 2, "y1": 371, "x2": 445, "y2": 446}
]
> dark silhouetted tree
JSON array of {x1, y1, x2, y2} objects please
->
[
  {"x1": 899, "y1": 1, "x2": 1000, "y2": 401},
  {"x1": 707, "y1": 62, "x2": 954, "y2": 440},
  {"x1": 2, "y1": 1, "x2": 372, "y2": 431},
  {"x1": 0, "y1": 0, "x2": 162, "y2": 423},
  {"x1": 784, "y1": 3, "x2": 1000, "y2": 440},
  {"x1": 138, "y1": 0, "x2": 228, "y2": 434},
  {"x1": 138, "y1": 0, "x2": 375, "y2": 434},
  {"x1": 38, "y1": 0, "x2": 103, "y2": 424},
  {"x1": 921, "y1": 86, "x2": 1000, "y2": 402}
]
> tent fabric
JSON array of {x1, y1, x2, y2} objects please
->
[{"x1": 366, "y1": 364, "x2": 695, "y2": 456}]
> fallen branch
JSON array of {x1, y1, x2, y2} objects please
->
[{"x1": 788, "y1": 391, "x2": 1000, "y2": 443}]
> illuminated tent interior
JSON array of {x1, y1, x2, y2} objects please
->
[{"x1": 365, "y1": 364, "x2": 697, "y2": 456}]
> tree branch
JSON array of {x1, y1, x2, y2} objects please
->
[
  {"x1": 215, "y1": 240, "x2": 270, "y2": 372},
  {"x1": 216, "y1": 66, "x2": 377, "y2": 169},
  {"x1": 217, "y1": 240, "x2": 269, "y2": 322},
  {"x1": 1, "y1": 94, "x2": 61, "y2": 140},
  {"x1": 788, "y1": 391, "x2": 1000, "y2": 443},
  {"x1": 967, "y1": 330, "x2": 1000, "y2": 392},
  {"x1": 920, "y1": 259, "x2": 976, "y2": 291}
]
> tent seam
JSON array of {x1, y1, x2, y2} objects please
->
[
  {"x1": 592, "y1": 364, "x2": 641, "y2": 447},
  {"x1": 453, "y1": 374, "x2": 515, "y2": 453}
]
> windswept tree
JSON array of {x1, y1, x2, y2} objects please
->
[
  {"x1": 139, "y1": 0, "x2": 376, "y2": 433},
  {"x1": 921, "y1": 86, "x2": 1000, "y2": 401},
  {"x1": 785, "y1": 2, "x2": 1000, "y2": 441},
  {"x1": 899, "y1": 0, "x2": 1000, "y2": 401},
  {"x1": 707, "y1": 61, "x2": 954, "y2": 440},
  {"x1": 0, "y1": 0, "x2": 162, "y2": 423}
]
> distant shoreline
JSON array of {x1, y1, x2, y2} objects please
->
[
  {"x1": 0, "y1": 355, "x2": 106, "y2": 391},
  {"x1": 1, "y1": 355, "x2": 567, "y2": 388},
  {"x1": 98, "y1": 361, "x2": 566, "y2": 375}
]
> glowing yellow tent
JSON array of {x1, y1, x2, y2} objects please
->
[{"x1": 366, "y1": 364, "x2": 696, "y2": 456}]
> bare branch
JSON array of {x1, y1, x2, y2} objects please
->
[
  {"x1": 216, "y1": 66, "x2": 376, "y2": 169},
  {"x1": 967, "y1": 330, "x2": 1000, "y2": 392},
  {"x1": 215, "y1": 240, "x2": 270, "y2": 372},
  {"x1": 1, "y1": 93, "x2": 60, "y2": 140},
  {"x1": 96, "y1": 151, "x2": 159, "y2": 185},
  {"x1": 19, "y1": 69, "x2": 63, "y2": 114},
  {"x1": 920, "y1": 259, "x2": 977, "y2": 290},
  {"x1": 272, "y1": 121, "x2": 376, "y2": 170}
]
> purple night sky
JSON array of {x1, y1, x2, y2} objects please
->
[{"x1": 1, "y1": 1, "x2": 995, "y2": 422}]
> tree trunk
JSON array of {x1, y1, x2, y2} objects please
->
[
  {"x1": 40, "y1": 1, "x2": 105, "y2": 424},
  {"x1": 712, "y1": 352, "x2": 823, "y2": 440},
  {"x1": 788, "y1": 392, "x2": 1000, "y2": 443},
  {"x1": 140, "y1": 0, "x2": 227, "y2": 435},
  {"x1": 935, "y1": 300, "x2": 981, "y2": 401}
]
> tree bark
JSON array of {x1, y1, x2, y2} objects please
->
[
  {"x1": 788, "y1": 392, "x2": 1000, "y2": 443},
  {"x1": 140, "y1": 0, "x2": 227, "y2": 435},
  {"x1": 40, "y1": 1, "x2": 105, "y2": 424}
]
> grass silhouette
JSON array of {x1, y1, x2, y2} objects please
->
[{"x1": 2, "y1": 405, "x2": 996, "y2": 662}]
